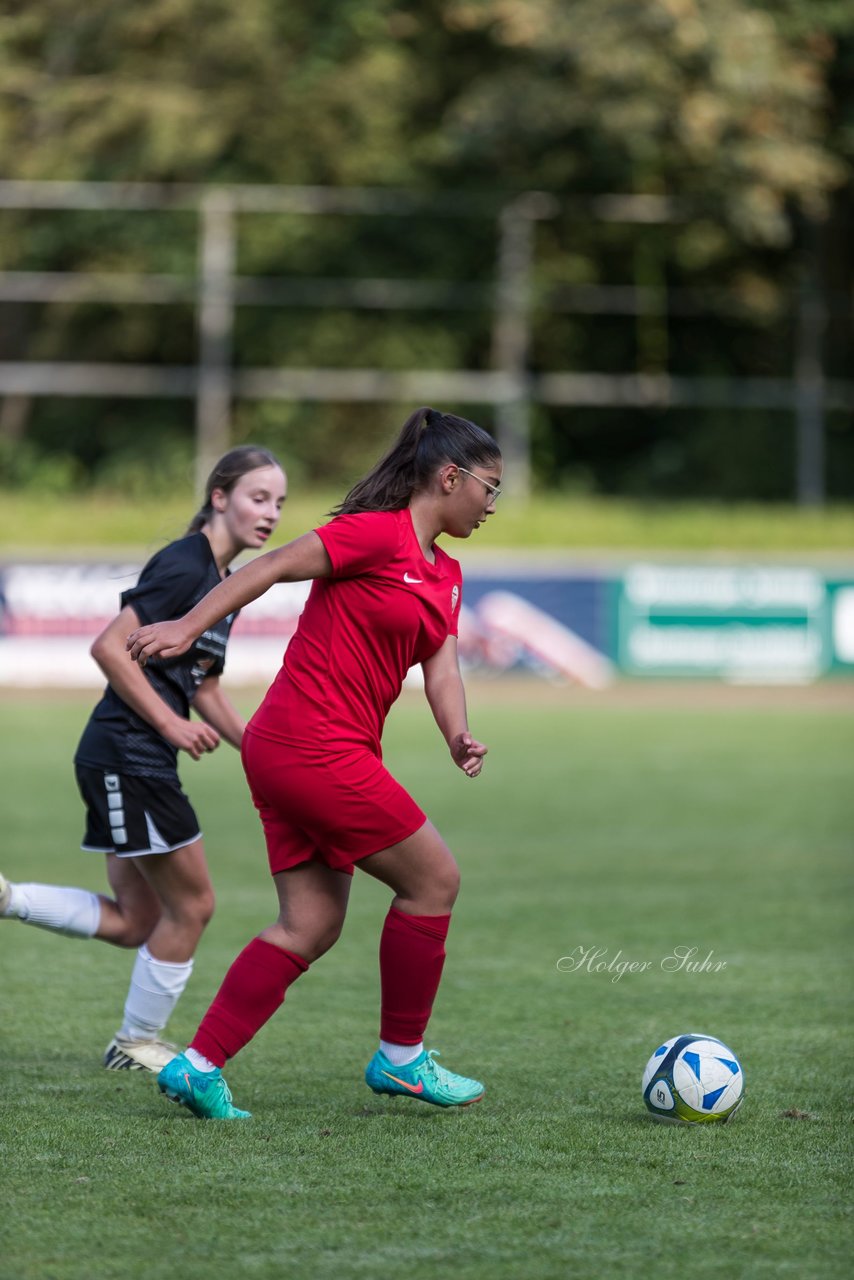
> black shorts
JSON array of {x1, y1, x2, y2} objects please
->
[{"x1": 75, "y1": 765, "x2": 202, "y2": 858}]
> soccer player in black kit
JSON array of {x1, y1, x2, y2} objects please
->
[{"x1": 0, "y1": 446, "x2": 286, "y2": 1072}]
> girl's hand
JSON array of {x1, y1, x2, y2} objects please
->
[
  {"x1": 126, "y1": 620, "x2": 195, "y2": 665},
  {"x1": 450, "y1": 732, "x2": 488, "y2": 778},
  {"x1": 162, "y1": 716, "x2": 221, "y2": 761}
]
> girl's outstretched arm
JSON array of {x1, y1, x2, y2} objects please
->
[{"x1": 127, "y1": 531, "x2": 331, "y2": 665}]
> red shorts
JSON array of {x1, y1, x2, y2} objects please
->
[{"x1": 241, "y1": 729, "x2": 426, "y2": 877}]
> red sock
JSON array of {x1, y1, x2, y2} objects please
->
[
  {"x1": 191, "y1": 937, "x2": 308, "y2": 1067},
  {"x1": 379, "y1": 907, "x2": 451, "y2": 1044}
]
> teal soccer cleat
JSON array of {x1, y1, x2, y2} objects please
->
[
  {"x1": 157, "y1": 1052, "x2": 251, "y2": 1120},
  {"x1": 365, "y1": 1049, "x2": 485, "y2": 1107}
]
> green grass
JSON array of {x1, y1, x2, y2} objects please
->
[
  {"x1": 1, "y1": 688, "x2": 852, "y2": 1278},
  {"x1": 2, "y1": 489, "x2": 853, "y2": 554}
]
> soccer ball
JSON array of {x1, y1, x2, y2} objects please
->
[{"x1": 642, "y1": 1033, "x2": 744, "y2": 1124}]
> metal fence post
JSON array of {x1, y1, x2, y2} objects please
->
[
  {"x1": 794, "y1": 225, "x2": 826, "y2": 506},
  {"x1": 491, "y1": 193, "x2": 558, "y2": 496},
  {"x1": 196, "y1": 189, "x2": 235, "y2": 489},
  {"x1": 491, "y1": 198, "x2": 536, "y2": 496}
]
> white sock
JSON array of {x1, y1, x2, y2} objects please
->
[
  {"x1": 4, "y1": 882, "x2": 100, "y2": 938},
  {"x1": 119, "y1": 944, "x2": 193, "y2": 1041},
  {"x1": 380, "y1": 1039, "x2": 424, "y2": 1066},
  {"x1": 185, "y1": 1048, "x2": 218, "y2": 1073}
]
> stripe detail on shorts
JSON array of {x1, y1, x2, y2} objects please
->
[
  {"x1": 104, "y1": 773, "x2": 128, "y2": 845},
  {"x1": 76, "y1": 762, "x2": 203, "y2": 857},
  {"x1": 144, "y1": 810, "x2": 171, "y2": 855}
]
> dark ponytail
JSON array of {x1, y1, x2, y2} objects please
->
[
  {"x1": 332, "y1": 407, "x2": 500, "y2": 515},
  {"x1": 186, "y1": 444, "x2": 282, "y2": 534}
]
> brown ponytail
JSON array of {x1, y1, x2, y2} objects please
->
[{"x1": 332, "y1": 408, "x2": 500, "y2": 515}]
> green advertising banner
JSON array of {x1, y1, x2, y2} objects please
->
[
  {"x1": 828, "y1": 580, "x2": 854, "y2": 673},
  {"x1": 615, "y1": 565, "x2": 854, "y2": 681}
]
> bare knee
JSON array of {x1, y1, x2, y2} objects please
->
[
  {"x1": 123, "y1": 920, "x2": 155, "y2": 947},
  {"x1": 432, "y1": 860, "x2": 461, "y2": 912},
  {"x1": 153, "y1": 888, "x2": 215, "y2": 948},
  {"x1": 181, "y1": 887, "x2": 215, "y2": 936},
  {"x1": 307, "y1": 914, "x2": 345, "y2": 961},
  {"x1": 196, "y1": 887, "x2": 216, "y2": 929},
  {"x1": 397, "y1": 859, "x2": 460, "y2": 916},
  {"x1": 360, "y1": 827, "x2": 461, "y2": 914},
  {"x1": 101, "y1": 914, "x2": 159, "y2": 949},
  {"x1": 97, "y1": 895, "x2": 161, "y2": 948},
  {"x1": 260, "y1": 913, "x2": 345, "y2": 964},
  {"x1": 416, "y1": 844, "x2": 461, "y2": 912}
]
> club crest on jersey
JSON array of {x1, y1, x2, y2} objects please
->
[{"x1": 451, "y1": 584, "x2": 459, "y2": 612}]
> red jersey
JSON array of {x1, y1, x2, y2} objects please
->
[{"x1": 247, "y1": 508, "x2": 463, "y2": 756}]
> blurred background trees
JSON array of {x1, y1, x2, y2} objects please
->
[{"x1": 0, "y1": 0, "x2": 851, "y2": 499}]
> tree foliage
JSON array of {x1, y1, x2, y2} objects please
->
[
  {"x1": 2, "y1": 1, "x2": 846, "y2": 228},
  {"x1": 0, "y1": 0, "x2": 852, "y2": 498},
  {"x1": 433, "y1": 0, "x2": 845, "y2": 244}
]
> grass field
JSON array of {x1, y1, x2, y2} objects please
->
[{"x1": 1, "y1": 686, "x2": 852, "y2": 1279}]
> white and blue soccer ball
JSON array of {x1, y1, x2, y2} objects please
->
[{"x1": 642, "y1": 1033, "x2": 744, "y2": 1124}]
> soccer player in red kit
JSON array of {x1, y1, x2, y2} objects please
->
[{"x1": 127, "y1": 407, "x2": 502, "y2": 1119}]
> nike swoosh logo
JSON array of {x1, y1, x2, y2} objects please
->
[
  {"x1": 381, "y1": 1070, "x2": 425, "y2": 1094},
  {"x1": 403, "y1": 573, "x2": 423, "y2": 584}
]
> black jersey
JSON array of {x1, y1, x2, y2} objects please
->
[{"x1": 74, "y1": 533, "x2": 237, "y2": 780}]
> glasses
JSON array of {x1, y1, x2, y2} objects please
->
[{"x1": 457, "y1": 466, "x2": 503, "y2": 504}]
